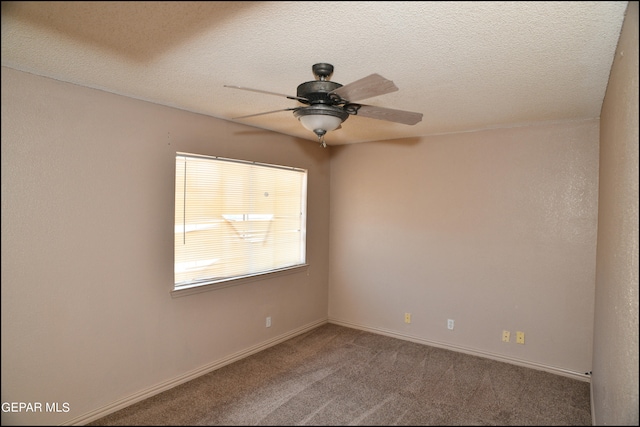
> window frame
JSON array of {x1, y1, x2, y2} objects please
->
[{"x1": 171, "y1": 152, "x2": 308, "y2": 297}]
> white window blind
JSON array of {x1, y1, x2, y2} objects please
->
[{"x1": 174, "y1": 153, "x2": 307, "y2": 289}]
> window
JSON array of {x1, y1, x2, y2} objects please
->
[{"x1": 174, "y1": 153, "x2": 307, "y2": 292}]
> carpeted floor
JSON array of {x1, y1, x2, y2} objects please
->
[{"x1": 89, "y1": 323, "x2": 591, "y2": 425}]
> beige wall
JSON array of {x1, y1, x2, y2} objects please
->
[
  {"x1": 329, "y1": 120, "x2": 600, "y2": 377},
  {"x1": 0, "y1": 67, "x2": 330, "y2": 426},
  {"x1": 2, "y1": 4, "x2": 638, "y2": 421},
  {"x1": 593, "y1": 1, "x2": 639, "y2": 425}
]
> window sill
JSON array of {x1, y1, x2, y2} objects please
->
[{"x1": 170, "y1": 264, "x2": 309, "y2": 298}]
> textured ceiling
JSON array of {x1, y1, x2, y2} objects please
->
[{"x1": 1, "y1": 1, "x2": 629, "y2": 146}]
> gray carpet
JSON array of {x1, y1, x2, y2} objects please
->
[{"x1": 89, "y1": 323, "x2": 591, "y2": 425}]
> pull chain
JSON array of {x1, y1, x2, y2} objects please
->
[
  {"x1": 317, "y1": 133, "x2": 327, "y2": 148},
  {"x1": 314, "y1": 129, "x2": 328, "y2": 148}
]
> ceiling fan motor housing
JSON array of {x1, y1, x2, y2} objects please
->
[
  {"x1": 296, "y1": 81, "x2": 343, "y2": 104},
  {"x1": 295, "y1": 79, "x2": 349, "y2": 127}
]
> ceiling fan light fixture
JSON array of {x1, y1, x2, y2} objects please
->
[{"x1": 294, "y1": 105, "x2": 348, "y2": 134}]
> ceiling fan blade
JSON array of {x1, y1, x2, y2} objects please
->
[
  {"x1": 352, "y1": 104, "x2": 423, "y2": 125},
  {"x1": 224, "y1": 85, "x2": 308, "y2": 102},
  {"x1": 330, "y1": 74, "x2": 399, "y2": 102},
  {"x1": 232, "y1": 108, "x2": 299, "y2": 120}
]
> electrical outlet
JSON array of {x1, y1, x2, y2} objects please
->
[
  {"x1": 447, "y1": 319, "x2": 454, "y2": 330},
  {"x1": 502, "y1": 330, "x2": 510, "y2": 342},
  {"x1": 516, "y1": 331, "x2": 525, "y2": 344},
  {"x1": 404, "y1": 313, "x2": 411, "y2": 324},
  {"x1": 266, "y1": 316, "x2": 271, "y2": 328}
]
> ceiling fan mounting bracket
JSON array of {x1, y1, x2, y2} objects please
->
[
  {"x1": 312, "y1": 63, "x2": 334, "y2": 81},
  {"x1": 343, "y1": 103, "x2": 361, "y2": 115}
]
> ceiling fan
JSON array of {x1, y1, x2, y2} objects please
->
[{"x1": 224, "y1": 63, "x2": 423, "y2": 147}]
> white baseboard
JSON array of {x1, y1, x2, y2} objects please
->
[
  {"x1": 65, "y1": 317, "x2": 589, "y2": 425},
  {"x1": 328, "y1": 318, "x2": 592, "y2": 383},
  {"x1": 64, "y1": 318, "x2": 328, "y2": 426}
]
